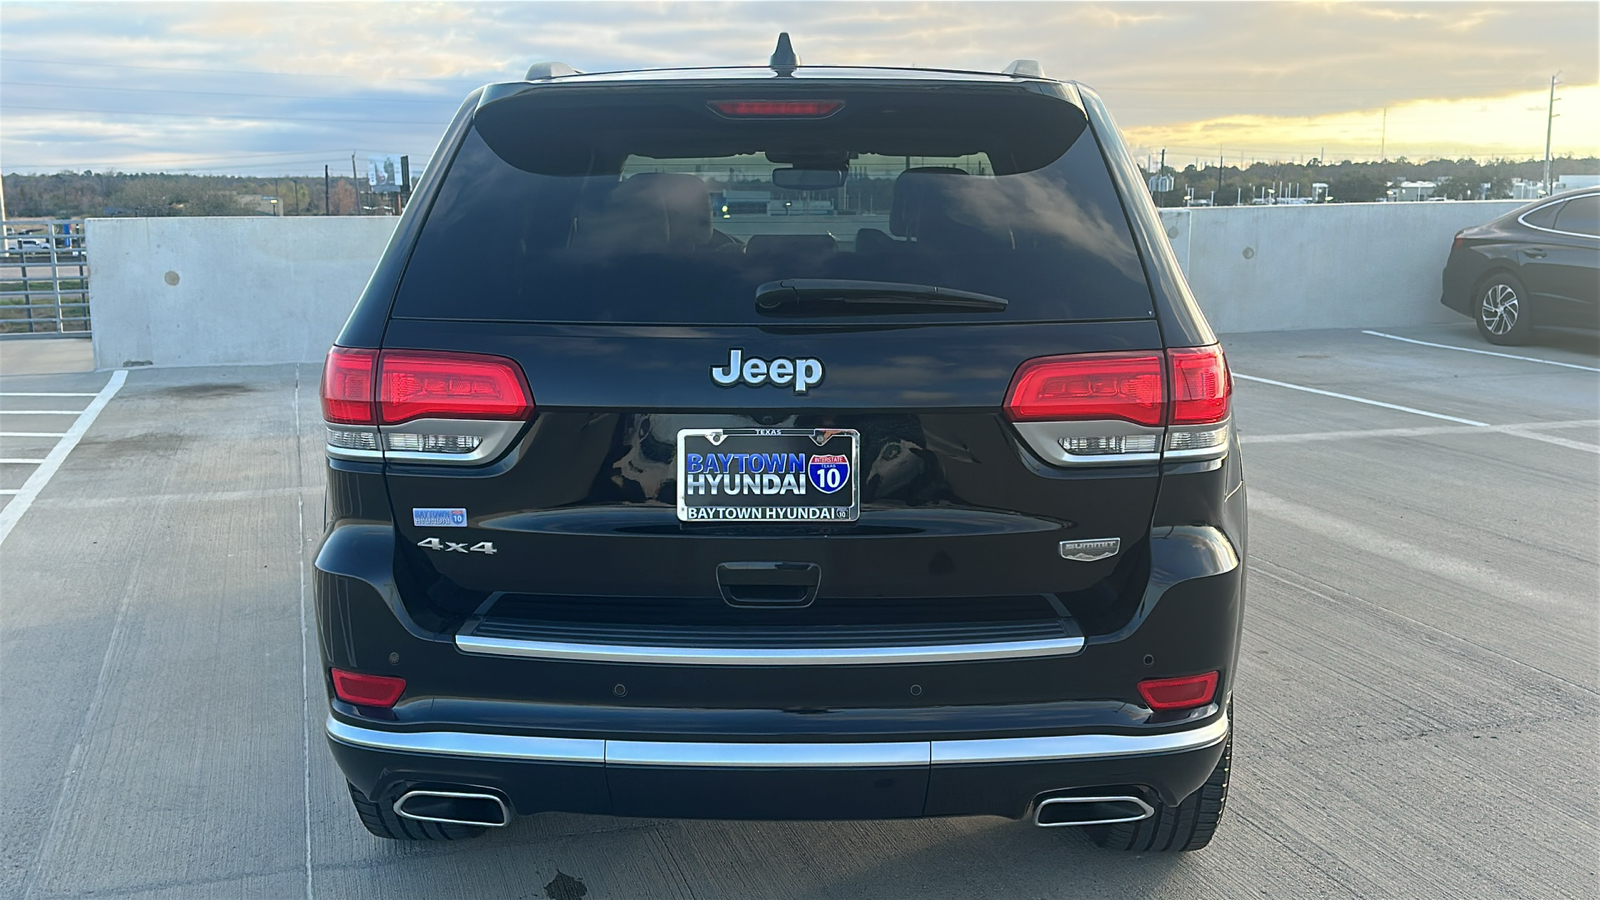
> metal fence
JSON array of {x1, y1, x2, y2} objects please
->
[{"x1": 1, "y1": 220, "x2": 90, "y2": 335}]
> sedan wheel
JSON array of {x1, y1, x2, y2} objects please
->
[{"x1": 1476, "y1": 274, "x2": 1533, "y2": 345}]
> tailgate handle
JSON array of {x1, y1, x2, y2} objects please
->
[{"x1": 716, "y1": 562, "x2": 821, "y2": 608}]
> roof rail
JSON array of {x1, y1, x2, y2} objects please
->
[
  {"x1": 1002, "y1": 59, "x2": 1045, "y2": 79},
  {"x1": 525, "y1": 62, "x2": 583, "y2": 81}
]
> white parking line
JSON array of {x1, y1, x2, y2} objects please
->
[
  {"x1": 0, "y1": 458, "x2": 49, "y2": 464},
  {"x1": 0, "y1": 392, "x2": 100, "y2": 398},
  {"x1": 0, "y1": 370, "x2": 127, "y2": 547},
  {"x1": 0, "y1": 432, "x2": 69, "y2": 438},
  {"x1": 1232, "y1": 373, "x2": 1490, "y2": 426},
  {"x1": 1243, "y1": 418, "x2": 1599, "y2": 445},
  {"x1": 1362, "y1": 330, "x2": 1600, "y2": 372},
  {"x1": 0, "y1": 410, "x2": 90, "y2": 416}
]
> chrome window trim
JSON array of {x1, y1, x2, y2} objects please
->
[
  {"x1": 453, "y1": 632, "x2": 1086, "y2": 666},
  {"x1": 326, "y1": 709, "x2": 1229, "y2": 767},
  {"x1": 1516, "y1": 191, "x2": 1600, "y2": 239}
]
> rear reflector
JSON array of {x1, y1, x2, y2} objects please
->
[
  {"x1": 1004, "y1": 352, "x2": 1166, "y2": 426},
  {"x1": 321, "y1": 347, "x2": 378, "y2": 425},
  {"x1": 708, "y1": 99, "x2": 844, "y2": 118},
  {"x1": 1168, "y1": 346, "x2": 1230, "y2": 425},
  {"x1": 1138, "y1": 671, "x2": 1219, "y2": 711},
  {"x1": 331, "y1": 669, "x2": 407, "y2": 708}
]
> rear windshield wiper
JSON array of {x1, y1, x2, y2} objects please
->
[{"x1": 755, "y1": 279, "x2": 1009, "y2": 316}]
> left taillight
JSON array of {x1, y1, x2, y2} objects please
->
[
  {"x1": 321, "y1": 347, "x2": 378, "y2": 425},
  {"x1": 377, "y1": 350, "x2": 532, "y2": 425},
  {"x1": 320, "y1": 346, "x2": 534, "y2": 462}
]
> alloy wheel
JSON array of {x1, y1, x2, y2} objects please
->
[{"x1": 1480, "y1": 283, "x2": 1519, "y2": 335}]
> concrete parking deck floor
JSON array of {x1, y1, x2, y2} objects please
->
[{"x1": 1, "y1": 323, "x2": 1596, "y2": 899}]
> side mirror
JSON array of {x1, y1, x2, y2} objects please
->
[{"x1": 772, "y1": 167, "x2": 847, "y2": 191}]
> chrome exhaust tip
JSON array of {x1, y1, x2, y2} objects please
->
[
  {"x1": 1033, "y1": 795, "x2": 1155, "y2": 828},
  {"x1": 393, "y1": 789, "x2": 511, "y2": 828}
]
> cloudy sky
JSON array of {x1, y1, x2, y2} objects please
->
[{"x1": 2, "y1": 1, "x2": 1596, "y2": 176}]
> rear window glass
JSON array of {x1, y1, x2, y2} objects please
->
[
  {"x1": 392, "y1": 85, "x2": 1153, "y2": 324},
  {"x1": 1553, "y1": 195, "x2": 1598, "y2": 236}
]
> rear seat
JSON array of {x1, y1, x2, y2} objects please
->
[{"x1": 571, "y1": 172, "x2": 713, "y2": 253}]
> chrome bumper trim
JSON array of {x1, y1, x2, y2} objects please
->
[
  {"x1": 326, "y1": 710, "x2": 1228, "y2": 767},
  {"x1": 454, "y1": 633, "x2": 1086, "y2": 666},
  {"x1": 327, "y1": 716, "x2": 605, "y2": 763}
]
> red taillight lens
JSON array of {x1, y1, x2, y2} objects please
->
[
  {"x1": 330, "y1": 668, "x2": 407, "y2": 708},
  {"x1": 1452, "y1": 232, "x2": 1465, "y2": 251},
  {"x1": 377, "y1": 350, "x2": 533, "y2": 425},
  {"x1": 321, "y1": 347, "x2": 378, "y2": 425},
  {"x1": 1168, "y1": 346, "x2": 1231, "y2": 425},
  {"x1": 708, "y1": 99, "x2": 844, "y2": 118},
  {"x1": 1138, "y1": 671, "x2": 1219, "y2": 711},
  {"x1": 1004, "y1": 352, "x2": 1166, "y2": 426}
]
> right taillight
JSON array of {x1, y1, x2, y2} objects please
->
[
  {"x1": 1004, "y1": 346, "x2": 1231, "y2": 465},
  {"x1": 1004, "y1": 352, "x2": 1166, "y2": 426}
]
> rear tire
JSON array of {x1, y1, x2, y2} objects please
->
[
  {"x1": 1090, "y1": 737, "x2": 1231, "y2": 853},
  {"x1": 346, "y1": 782, "x2": 487, "y2": 841},
  {"x1": 1475, "y1": 273, "x2": 1534, "y2": 345}
]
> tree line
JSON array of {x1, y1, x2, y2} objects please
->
[
  {"x1": 3, "y1": 171, "x2": 370, "y2": 219},
  {"x1": 1151, "y1": 155, "x2": 1599, "y2": 206},
  {"x1": 5, "y1": 154, "x2": 1599, "y2": 219}
]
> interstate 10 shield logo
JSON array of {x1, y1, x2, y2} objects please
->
[{"x1": 807, "y1": 454, "x2": 850, "y2": 494}]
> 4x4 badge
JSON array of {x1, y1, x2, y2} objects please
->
[
  {"x1": 417, "y1": 538, "x2": 497, "y2": 555},
  {"x1": 1059, "y1": 538, "x2": 1120, "y2": 562}
]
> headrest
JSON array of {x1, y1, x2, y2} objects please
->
[
  {"x1": 575, "y1": 172, "x2": 712, "y2": 252},
  {"x1": 889, "y1": 167, "x2": 968, "y2": 237},
  {"x1": 743, "y1": 233, "x2": 838, "y2": 255},
  {"x1": 889, "y1": 166, "x2": 1013, "y2": 250}
]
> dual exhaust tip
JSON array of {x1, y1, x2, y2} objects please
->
[
  {"x1": 1033, "y1": 794, "x2": 1154, "y2": 828},
  {"x1": 392, "y1": 787, "x2": 1153, "y2": 830},
  {"x1": 394, "y1": 789, "x2": 511, "y2": 828}
]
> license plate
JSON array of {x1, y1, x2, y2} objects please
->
[{"x1": 676, "y1": 428, "x2": 861, "y2": 523}]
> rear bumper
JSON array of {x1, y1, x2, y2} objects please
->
[{"x1": 327, "y1": 708, "x2": 1229, "y2": 820}]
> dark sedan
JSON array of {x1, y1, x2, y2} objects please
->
[{"x1": 1441, "y1": 188, "x2": 1599, "y2": 344}]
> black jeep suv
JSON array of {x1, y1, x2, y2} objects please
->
[{"x1": 316, "y1": 37, "x2": 1246, "y2": 853}]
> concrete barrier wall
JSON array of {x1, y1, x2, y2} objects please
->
[
  {"x1": 88, "y1": 217, "x2": 397, "y2": 369},
  {"x1": 87, "y1": 201, "x2": 1526, "y2": 368},
  {"x1": 1159, "y1": 200, "x2": 1523, "y2": 333}
]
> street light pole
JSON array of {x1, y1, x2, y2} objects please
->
[{"x1": 1543, "y1": 73, "x2": 1561, "y2": 196}]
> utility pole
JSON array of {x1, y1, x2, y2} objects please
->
[
  {"x1": 1380, "y1": 108, "x2": 1387, "y2": 162},
  {"x1": 324, "y1": 165, "x2": 331, "y2": 215},
  {"x1": 1543, "y1": 72, "x2": 1561, "y2": 196},
  {"x1": 351, "y1": 154, "x2": 360, "y2": 215},
  {"x1": 1217, "y1": 150, "x2": 1223, "y2": 198}
]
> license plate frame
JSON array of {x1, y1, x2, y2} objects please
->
[{"x1": 676, "y1": 428, "x2": 861, "y2": 524}]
